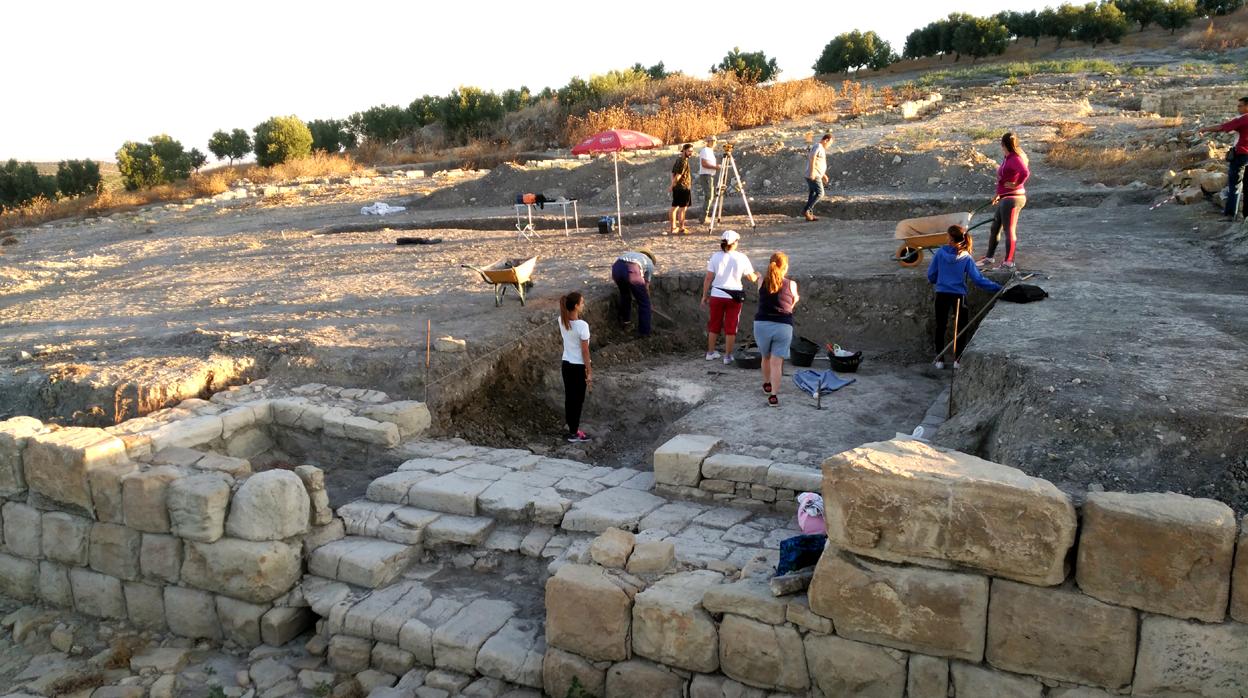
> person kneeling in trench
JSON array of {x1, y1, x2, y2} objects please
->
[{"x1": 611, "y1": 248, "x2": 657, "y2": 337}]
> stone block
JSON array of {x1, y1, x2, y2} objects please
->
[
  {"x1": 0, "y1": 416, "x2": 41, "y2": 496},
  {"x1": 407, "y1": 473, "x2": 492, "y2": 516},
  {"x1": 476, "y1": 480, "x2": 545, "y2": 521},
  {"x1": 366, "y1": 470, "x2": 432, "y2": 505},
  {"x1": 719, "y1": 614, "x2": 808, "y2": 692},
  {"x1": 262, "y1": 606, "x2": 312, "y2": 646},
  {"x1": 433, "y1": 598, "x2": 516, "y2": 673},
  {"x1": 164, "y1": 586, "x2": 221, "y2": 639},
  {"x1": 181, "y1": 538, "x2": 302, "y2": 603},
  {"x1": 193, "y1": 453, "x2": 251, "y2": 478},
  {"x1": 632, "y1": 570, "x2": 722, "y2": 672},
  {"x1": 167, "y1": 472, "x2": 232, "y2": 542},
  {"x1": 87, "y1": 460, "x2": 139, "y2": 524},
  {"x1": 545, "y1": 563, "x2": 634, "y2": 662},
  {"x1": 69, "y1": 567, "x2": 126, "y2": 619},
  {"x1": 543, "y1": 647, "x2": 606, "y2": 698},
  {"x1": 1234, "y1": 515, "x2": 1248, "y2": 623},
  {"x1": 822, "y1": 439, "x2": 1077, "y2": 586},
  {"x1": 765, "y1": 462, "x2": 822, "y2": 492},
  {"x1": 89, "y1": 523, "x2": 142, "y2": 580},
  {"x1": 216, "y1": 595, "x2": 267, "y2": 646},
  {"x1": 805, "y1": 633, "x2": 905, "y2": 698},
  {"x1": 24, "y1": 427, "x2": 127, "y2": 512},
  {"x1": 226, "y1": 427, "x2": 273, "y2": 460},
  {"x1": 147, "y1": 415, "x2": 223, "y2": 451},
  {"x1": 310, "y1": 537, "x2": 413, "y2": 588},
  {"x1": 786, "y1": 594, "x2": 832, "y2": 634},
  {"x1": 39, "y1": 561, "x2": 73, "y2": 607},
  {"x1": 329, "y1": 635, "x2": 374, "y2": 673},
  {"x1": 123, "y1": 581, "x2": 166, "y2": 630},
  {"x1": 653, "y1": 434, "x2": 720, "y2": 486},
  {"x1": 702, "y1": 579, "x2": 787, "y2": 624},
  {"x1": 1134, "y1": 614, "x2": 1248, "y2": 696},
  {"x1": 0, "y1": 552, "x2": 37, "y2": 600},
  {"x1": 605, "y1": 659, "x2": 686, "y2": 698},
  {"x1": 361, "y1": 401, "x2": 432, "y2": 439},
  {"x1": 949, "y1": 662, "x2": 1043, "y2": 698},
  {"x1": 424, "y1": 515, "x2": 496, "y2": 547},
  {"x1": 907, "y1": 654, "x2": 949, "y2": 698},
  {"x1": 476, "y1": 617, "x2": 544, "y2": 688},
  {"x1": 1077, "y1": 491, "x2": 1236, "y2": 622},
  {"x1": 373, "y1": 642, "x2": 416, "y2": 676},
  {"x1": 226, "y1": 469, "x2": 311, "y2": 541},
  {"x1": 987, "y1": 579, "x2": 1136, "y2": 689},
  {"x1": 140, "y1": 533, "x2": 182, "y2": 584},
  {"x1": 627, "y1": 540, "x2": 675, "y2": 575},
  {"x1": 702, "y1": 453, "x2": 772, "y2": 484},
  {"x1": 399, "y1": 617, "x2": 435, "y2": 665},
  {"x1": 808, "y1": 548, "x2": 988, "y2": 661},
  {"x1": 3, "y1": 501, "x2": 41, "y2": 559},
  {"x1": 122, "y1": 465, "x2": 182, "y2": 533},
  {"x1": 590, "y1": 527, "x2": 635, "y2": 568},
  {"x1": 562, "y1": 487, "x2": 667, "y2": 533},
  {"x1": 41, "y1": 511, "x2": 92, "y2": 566}
]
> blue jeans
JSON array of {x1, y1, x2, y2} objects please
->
[
  {"x1": 1227, "y1": 152, "x2": 1247, "y2": 218},
  {"x1": 611, "y1": 259, "x2": 651, "y2": 336},
  {"x1": 803, "y1": 177, "x2": 824, "y2": 215},
  {"x1": 753, "y1": 320, "x2": 793, "y2": 358}
]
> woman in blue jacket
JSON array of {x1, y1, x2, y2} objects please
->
[{"x1": 927, "y1": 225, "x2": 1002, "y2": 369}]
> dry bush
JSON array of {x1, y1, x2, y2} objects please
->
[
  {"x1": 1181, "y1": 9, "x2": 1248, "y2": 50},
  {"x1": 1046, "y1": 142, "x2": 1206, "y2": 184},
  {"x1": 246, "y1": 152, "x2": 358, "y2": 183}
]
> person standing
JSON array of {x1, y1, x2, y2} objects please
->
[
  {"x1": 668, "y1": 143, "x2": 694, "y2": 234},
  {"x1": 702, "y1": 230, "x2": 759, "y2": 364},
  {"x1": 559, "y1": 292, "x2": 592, "y2": 442},
  {"x1": 979, "y1": 132, "x2": 1030, "y2": 270},
  {"x1": 1197, "y1": 96, "x2": 1248, "y2": 222},
  {"x1": 928, "y1": 226, "x2": 1002, "y2": 370},
  {"x1": 698, "y1": 135, "x2": 720, "y2": 225},
  {"x1": 754, "y1": 251, "x2": 800, "y2": 407},
  {"x1": 802, "y1": 134, "x2": 832, "y2": 222},
  {"x1": 611, "y1": 248, "x2": 657, "y2": 337}
]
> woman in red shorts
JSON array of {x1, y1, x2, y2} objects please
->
[{"x1": 700, "y1": 230, "x2": 759, "y2": 364}]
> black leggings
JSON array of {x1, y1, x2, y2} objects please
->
[
  {"x1": 934, "y1": 293, "x2": 968, "y2": 360},
  {"x1": 561, "y1": 360, "x2": 587, "y2": 436},
  {"x1": 987, "y1": 195, "x2": 1025, "y2": 262}
]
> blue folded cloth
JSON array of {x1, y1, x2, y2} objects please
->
[
  {"x1": 793, "y1": 369, "x2": 856, "y2": 397},
  {"x1": 776, "y1": 534, "x2": 828, "y2": 575}
]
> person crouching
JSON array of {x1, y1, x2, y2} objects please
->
[
  {"x1": 927, "y1": 225, "x2": 1002, "y2": 369},
  {"x1": 611, "y1": 248, "x2": 657, "y2": 336}
]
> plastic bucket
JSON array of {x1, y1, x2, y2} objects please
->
[{"x1": 790, "y1": 336, "x2": 819, "y2": 367}]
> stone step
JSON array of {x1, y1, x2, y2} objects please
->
[{"x1": 307, "y1": 536, "x2": 416, "y2": 588}]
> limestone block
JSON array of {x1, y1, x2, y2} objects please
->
[
  {"x1": 140, "y1": 533, "x2": 182, "y2": 584},
  {"x1": 164, "y1": 586, "x2": 221, "y2": 640},
  {"x1": 590, "y1": 527, "x2": 635, "y2": 568},
  {"x1": 329, "y1": 635, "x2": 374, "y2": 673},
  {"x1": 1200, "y1": 170, "x2": 1228, "y2": 193},
  {"x1": 361, "y1": 401, "x2": 432, "y2": 439},
  {"x1": 808, "y1": 548, "x2": 988, "y2": 661},
  {"x1": 1134, "y1": 614, "x2": 1248, "y2": 696},
  {"x1": 69, "y1": 567, "x2": 126, "y2": 619},
  {"x1": 373, "y1": 643, "x2": 416, "y2": 676},
  {"x1": 1077, "y1": 491, "x2": 1236, "y2": 623},
  {"x1": 216, "y1": 595, "x2": 268, "y2": 646},
  {"x1": 407, "y1": 473, "x2": 492, "y2": 516},
  {"x1": 399, "y1": 617, "x2": 435, "y2": 666},
  {"x1": 987, "y1": 579, "x2": 1137, "y2": 689},
  {"x1": 225, "y1": 427, "x2": 273, "y2": 460},
  {"x1": 89, "y1": 523, "x2": 142, "y2": 580},
  {"x1": 0, "y1": 416, "x2": 41, "y2": 496},
  {"x1": 786, "y1": 594, "x2": 833, "y2": 634},
  {"x1": 562, "y1": 487, "x2": 667, "y2": 533},
  {"x1": 605, "y1": 659, "x2": 686, "y2": 698},
  {"x1": 3, "y1": 502, "x2": 41, "y2": 559},
  {"x1": 303, "y1": 520, "x2": 344, "y2": 554},
  {"x1": 653, "y1": 434, "x2": 720, "y2": 486},
  {"x1": 167, "y1": 472, "x2": 232, "y2": 542},
  {"x1": 219, "y1": 404, "x2": 258, "y2": 439},
  {"x1": 131, "y1": 646, "x2": 191, "y2": 673},
  {"x1": 718, "y1": 614, "x2": 808, "y2": 691},
  {"x1": 24, "y1": 427, "x2": 127, "y2": 512},
  {"x1": 367, "y1": 471, "x2": 432, "y2": 505},
  {"x1": 87, "y1": 460, "x2": 139, "y2": 524},
  {"x1": 122, "y1": 465, "x2": 182, "y2": 533},
  {"x1": 476, "y1": 480, "x2": 552, "y2": 522},
  {"x1": 433, "y1": 598, "x2": 517, "y2": 673},
  {"x1": 545, "y1": 563, "x2": 634, "y2": 662},
  {"x1": 906, "y1": 654, "x2": 949, "y2": 698},
  {"x1": 476, "y1": 616, "x2": 544, "y2": 688},
  {"x1": 148, "y1": 415, "x2": 223, "y2": 451},
  {"x1": 822, "y1": 439, "x2": 1077, "y2": 586},
  {"x1": 339, "y1": 414, "x2": 400, "y2": 447},
  {"x1": 765, "y1": 462, "x2": 822, "y2": 492},
  {"x1": 543, "y1": 647, "x2": 606, "y2": 698},
  {"x1": 339, "y1": 500, "x2": 400, "y2": 537},
  {"x1": 627, "y1": 540, "x2": 675, "y2": 575},
  {"x1": 194, "y1": 453, "x2": 251, "y2": 478},
  {"x1": 1234, "y1": 515, "x2": 1248, "y2": 623},
  {"x1": 702, "y1": 579, "x2": 787, "y2": 624},
  {"x1": 0, "y1": 553, "x2": 37, "y2": 600},
  {"x1": 181, "y1": 538, "x2": 301, "y2": 603},
  {"x1": 949, "y1": 662, "x2": 1043, "y2": 698},
  {"x1": 39, "y1": 561, "x2": 73, "y2": 607},
  {"x1": 805, "y1": 633, "x2": 906, "y2": 698},
  {"x1": 42, "y1": 512, "x2": 92, "y2": 566},
  {"x1": 225, "y1": 469, "x2": 311, "y2": 541},
  {"x1": 123, "y1": 581, "x2": 166, "y2": 630},
  {"x1": 317, "y1": 537, "x2": 414, "y2": 588},
  {"x1": 632, "y1": 570, "x2": 722, "y2": 672},
  {"x1": 262, "y1": 606, "x2": 313, "y2": 646}
]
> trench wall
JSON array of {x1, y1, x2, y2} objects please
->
[
  {"x1": 1142, "y1": 85, "x2": 1248, "y2": 118},
  {"x1": 546, "y1": 436, "x2": 1248, "y2": 697}
]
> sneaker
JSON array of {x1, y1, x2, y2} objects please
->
[
  {"x1": 975, "y1": 256, "x2": 994, "y2": 268},
  {"x1": 933, "y1": 360, "x2": 945, "y2": 370},
  {"x1": 767, "y1": 394, "x2": 779, "y2": 407},
  {"x1": 723, "y1": 354, "x2": 734, "y2": 365},
  {"x1": 705, "y1": 351, "x2": 721, "y2": 361},
  {"x1": 566, "y1": 430, "x2": 590, "y2": 443},
  {"x1": 804, "y1": 212, "x2": 818, "y2": 222},
  {"x1": 998, "y1": 261, "x2": 1016, "y2": 271},
  {"x1": 953, "y1": 360, "x2": 962, "y2": 370}
]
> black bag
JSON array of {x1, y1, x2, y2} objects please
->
[
  {"x1": 597, "y1": 216, "x2": 616, "y2": 235},
  {"x1": 715, "y1": 287, "x2": 747, "y2": 302},
  {"x1": 1000, "y1": 284, "x2": 1048, "y2": 303}
]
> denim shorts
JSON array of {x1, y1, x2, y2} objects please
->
[{"x1": 753, "y1": 320, "x2": 793, "y2": 358}]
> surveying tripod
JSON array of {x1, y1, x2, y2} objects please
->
[{"x1": 708, "y1": 143, "x2": 757, "y2": 233}]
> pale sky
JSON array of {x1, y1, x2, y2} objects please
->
[{"x1": 4, "y1": 0, "x2": 1051, "y2": 162}]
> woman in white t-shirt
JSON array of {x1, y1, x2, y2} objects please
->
[
  {"x1": 700, "y1": 230, "x2": 759, "y2": 364},
  {"x1": 558, "y1": 292, "x2": 592, "y2": 443}
]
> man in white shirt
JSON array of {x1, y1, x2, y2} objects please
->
[
  {"x1": 802, "y1": 133, "x2": 832, "y2": 222},
  {"x1": 698, "y1": 135, "x2": 719, "y2": 225}
]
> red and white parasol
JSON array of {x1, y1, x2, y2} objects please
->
[{"x1": 571, "y1": 129, "x2": 664, "y2": 236}]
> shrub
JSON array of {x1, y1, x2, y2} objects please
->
[
  {"x1": 501, "y1": 86, "x2": 532, "y2": 112},
  {"x1": 440, "y1": 87, "x2": 505, "y2": 142},
  {"x1": 0, "y1": 160, "x2": 58, "y2": 208},
  {"x1": 814, "y1": 31, "x2": 896, "y2": 74},
  {"x1": 307, "y1": 119, "x2": 356, "y2": 153},
  {"x1": 1074, "y1": 1, "x2": 1131, "y2": 45},
  {"x1": 253, "y1": 115, "x2": 313, "y2": 167},
  {"x1": 349, "y1": 105, "x2": 413, "y2": 144},
  {"x1": 557, "y1": 69, "x2": 650, "y2": 108},
  {"x1": 1040, "y1": 4, "x2": 1083, "y2": 46},
  {"x1": 208, "y1": 129, "x2": 252, "y2": 165},
  {"x1": 1157, "y1": 0, "x2": 1198, "y2": 31},
  {"x1": 407, "y1": 96, "x2": 444, "y2": 129},
  {"x1": 711, "y1": 47, "x2": 780, "y2": 84},
  {"x1": 952, "y1": 16, "x2": 1012, "y2": 60},
  {"x1": 1119, "y1": 0, "x2": 1167, "y2": 29},
  {"x1": 188, "y1": 148, "x2": 207, "y2": 173},
  {"x1": 116, "y1": 135, "x2": 194, "y2": 190},
  {"x1": 55, "y1": 160, "x2": 102, "y2": 198}
]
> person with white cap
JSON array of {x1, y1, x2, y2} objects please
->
[{"x1": 701, "y1": 230, "x2": 758, "y2": 364}]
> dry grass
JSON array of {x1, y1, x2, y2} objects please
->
[
  {"x1": 1181, "y1": 8, "x2": 1248, "y2": 50},
  {"x1": 1046, "y1": 141, "x2": 1206, "y2": 184}
]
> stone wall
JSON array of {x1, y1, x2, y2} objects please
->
[
  {"x1": 0, "y1": 383, "x2": 431, "y2": 648},
  {"x1": 550, "y1": 436, "x2": 1248, "y2": 696},
  {"x1": 652, "y1": 435, "x2": 823, "y2": 513},
  {"x1": 1141, "y1": 85, "x2": 1247, "y2": 118}
]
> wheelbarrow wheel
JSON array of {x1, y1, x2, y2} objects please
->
[{"x1": 896, "y1": 244, "x2": 923, "y2": 267}]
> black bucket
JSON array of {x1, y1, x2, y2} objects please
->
[
  {"x1": 790, "y1": 336, "x2": 819, "y2": 367},
  {"x1": 733, "y1": 342, "x2": 762, "y2": 369}
]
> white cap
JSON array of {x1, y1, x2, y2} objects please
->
[{"x1": 720, "y1": 230, "x2": 740, "y2": 244}]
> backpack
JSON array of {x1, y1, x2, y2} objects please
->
[{"x1": 1000, "y1": 283, "x2": 1048, "y2": 303}]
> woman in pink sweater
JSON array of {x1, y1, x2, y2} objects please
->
[{"x1": 979, "y1": 132, "x2": 1030, "y2": 270}]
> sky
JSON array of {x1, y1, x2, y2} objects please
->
[{"x1": 3, "y1": 0, "x2": 1053, "y2": 162}]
